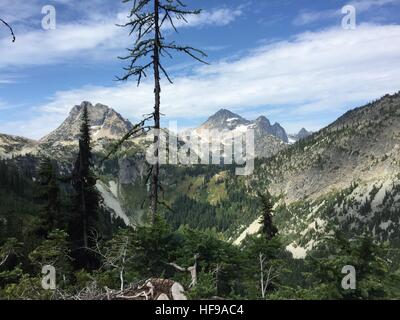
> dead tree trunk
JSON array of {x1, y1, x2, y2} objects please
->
[
  {"x1": 168, "y1": 254, "x2": 199, "y2": 288},
  {"x1": 119, "y1": 0, "x2": 208, "y2": 224},
  {"x1": 259, "y1": 252, "x2": 280, "y2": 299},
  {"x1": 151, "y1": 0, "x2": 161, "y2": 223}
]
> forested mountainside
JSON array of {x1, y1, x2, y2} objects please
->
[{"x1": 240, "y1": 92, "x2": 400, "y2": 252}]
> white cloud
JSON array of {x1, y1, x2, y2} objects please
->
[
  {"x1": 293, "y1": 9, "x2": 339, "y2": 26},
  {"x1": 293, "y1": 0, "x2": 400, "y2": 26},
  {"x1": 5, "y1": 23, "x2": 400, "y2": 139},
  {"x1": 0, "y1": 15, "x2": 127, "y2": 69},
  {"x1": 351, "y1": 0, "x2": 399, "y2": 11},
  {"x1": 0, "y1": 6, "x2": 241, "y2": 69},
  {"x1": 172, "y1": 8, "x2": 243, "y2": 29}
]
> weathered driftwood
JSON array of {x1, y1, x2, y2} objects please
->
[
  {"x1": 55, "y1": 278, "x2": 187, "y2": 300},
  {"x1": 168, "y1": 254, "x2": 199, "y2": 288}
]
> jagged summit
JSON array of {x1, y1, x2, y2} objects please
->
[
  {"x1": 40, "y1": 101, "x2": 134, "y2": 145},
  {"x1": 213, "y1": 108, "x2": 241, "y2": 118},
  {"x1": 188, "y1": 108, "x2": 288, "y2": 158},
  {"x1": 288, "y1": 127, "x2": 312, "y2": 143},
  {"x1": 297, "y1": 128, "x2": 312, "y2": 139},
  {"x1": 255, "y1": 115, "x2": 271, "y2": 125},
  {"x1": 200, "y1": 108, "x2": 249, "y2": 130},
  {"x1": 199, "y1": 108, "x2": 289, "y2": 143},
  {"x1": 255, "y1": 116, "x2": 288, "y2": 143}
]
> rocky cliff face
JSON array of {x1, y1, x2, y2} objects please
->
[
  {"x1": 40, "y1": 101, "x2": 134, "y2": 146},
  {"x1": 256, "y1": 92, "x2": 400, "y2": 202},
  {"x1": 254, "y1": 116, "x2": 288, "y2": 143},
  {"x1": 0, "y1": 134, "x2": 38, "y2": 159}
]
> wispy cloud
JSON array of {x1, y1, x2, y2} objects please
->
[
  {"x1": 293, "y1": 9, "x2": 339, "y2": 26},
  {"x1": 173, "y1": 7, "x2": 243, "y2": 28},
  {"x1": 0, "y1": 18, "x2": 125, "y2": 68},
  {"x1": 4, "y1": 23, "x2": 400, "y2": 138},
  {"x1": 0, "y1": 5, "x2": 242, "y2": 70},
  {"x1": 293, "y1": 0, "x2": 399, "y2": 26}
]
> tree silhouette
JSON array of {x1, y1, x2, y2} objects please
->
[
  {"x1": 71, "y1": 106, "x2": 101, "y2": 268},
  {"x1": 36, "y1": 157, "x2": 61, "y2": 236},
  {"x1": 0, "y1": 19, "x2": 15, "y2": 42},
  {"x1": 119, "y1": 0, "x2": 207, "y2": 223},
  {"x1": 259, "y1": 191, "x2": 278, "y2": 240}
]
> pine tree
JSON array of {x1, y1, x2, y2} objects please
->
[
  {"x1": 71, "y1": 106, "x2": 101, "y2": 267},
  {"x1": 36, "y1": 157, "x2": 61, "y2": 236},
  {"x1": 259, "y1": 191, "x2": 278, "y2": 240}
]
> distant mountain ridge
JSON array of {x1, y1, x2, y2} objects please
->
[
  {"x1": 288, "y1": 128, "x2": 313, "y2": 143},
  {"x1": 181, "y1": 108, "x2": 295, "y2": 159},
  {"x1": 1, "y1": 104, "x2": 312, "y2": 161},
  {"x1": 198, "y1": 108, "x2": 289, "y2": 143}
]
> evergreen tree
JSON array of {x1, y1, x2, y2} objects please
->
[
  {"x1": 36, "y1": 157, "x2": 61, "y2": 236},
  {"x1": 71, "y1": 106, "x2": 100, "y2": 267},
  {"x1": 292, "y1": 232, "x2": 400, "y2": 300},
  {"x1": 259, "y1": 191, "x2": 278, "y2": 240}
]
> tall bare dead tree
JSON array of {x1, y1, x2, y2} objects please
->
[
  {"x1": 259, "y1": 253, "x2": 280, "y2": 299},
  {"x1": 0, "y1": 19, "x2": 15, "y2": 42},
  {"x1": 119, "y1": 0, "x2": 207, "y2": 223}
]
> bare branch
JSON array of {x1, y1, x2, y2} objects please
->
[
  {"x1": 163, "y1": 43, "x2": 208, "y2": 64},
  {"x1": 158, "y1": 62, "x2": 173, "y2": 84},
  {"x1": 100, "y1": 114, "x2": 154, "y2": 163},
  {"x1": 0, "y1": 18, "x2": 16, "y2": 42},
  {"x1": 0, "y1": 253, "x2": 9, "y2": 267},
  {"x1": 159, "y1": 4, "x2": 201, "y2": 16}
]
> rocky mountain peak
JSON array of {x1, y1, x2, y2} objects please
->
[
  {"x1": 254, "y1": 116, "x2": 289, "y2": 143},
  {"x1": 253, "y1": 116, "x2": 288, "y2": 143},
  {"x1": 288, "y1": 127, "x2": 312, "y2": 143},
  {"x1": 40, "y1": 101, "x2": 133, "y2": 145},
  {"x1": 271, "y1": 123, "x2": 289, "y2": 143},
  {"x1": 214, "y1": 108, "x2": 240, "y2": 119},
  {"x1": 255, "y1": 116, "x2": 271, "y2": 127},
  {"x1": 297, "y1": 128, "x2": 312, "y2": 140},
  {"x1": 197, "y1": 108, "x2": 289, "y2": 144},
  {"x1": 200, "y1": 109, "x2": 249, "y2": 130}
]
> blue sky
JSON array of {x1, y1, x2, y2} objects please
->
[{"x1": 1, "y1": 0, "x2": 400, "y2": 139}]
